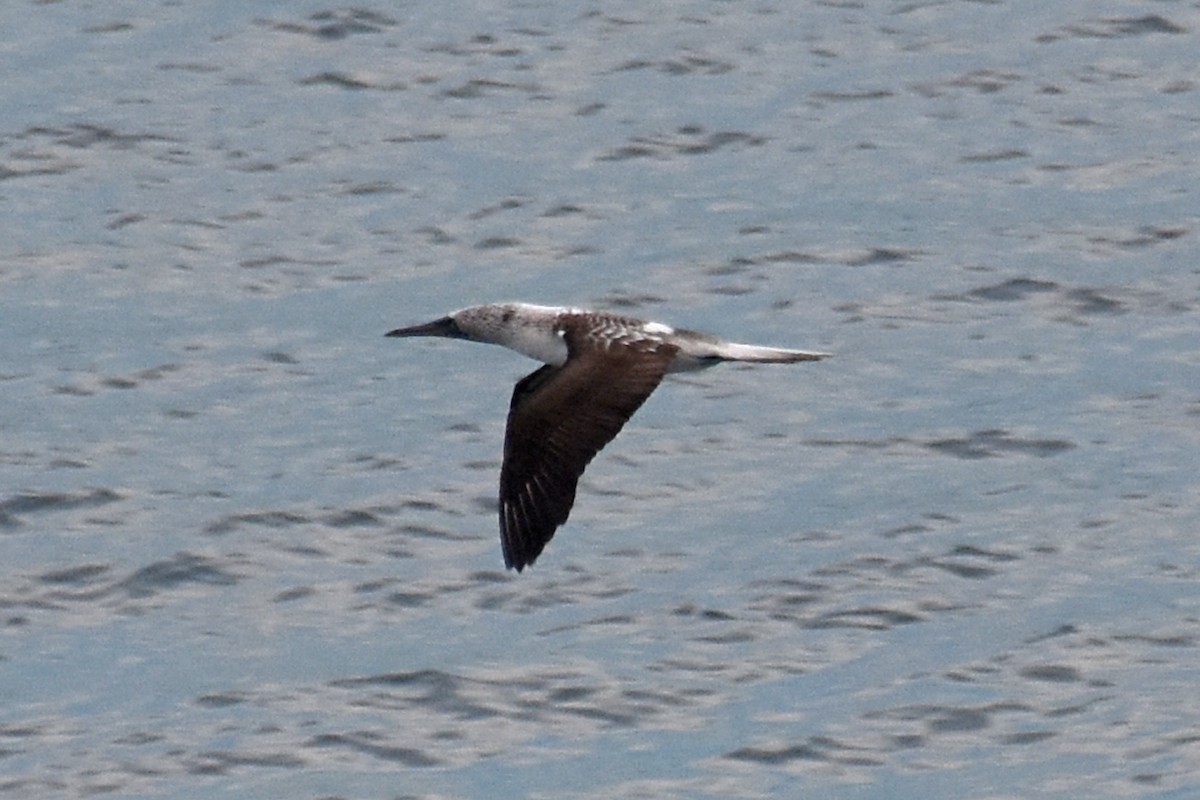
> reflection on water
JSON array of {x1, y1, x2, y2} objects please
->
[{"x1": 2, "y1": 2, "x2": 1198, "y2": 799}]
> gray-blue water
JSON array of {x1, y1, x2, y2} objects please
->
[{"x1": 2, "y1": 2, "x2": 1198, "y2": 798}]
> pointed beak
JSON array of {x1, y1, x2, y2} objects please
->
[{"x1": 385, "y1": 316, "x2": 466, "y2": 339}]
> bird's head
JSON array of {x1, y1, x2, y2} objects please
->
[{"x1": 387, "y1": 303, "x2": 567, "y2": 343}]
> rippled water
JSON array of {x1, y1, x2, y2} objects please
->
[{"x1": 2, "y1": 2, "x2": 1198, "y2": 798}]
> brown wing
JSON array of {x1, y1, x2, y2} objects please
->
[{"x1": 499, "y1": 335, "x2": 677, "y2": 571}]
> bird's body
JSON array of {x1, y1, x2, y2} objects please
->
[{"x1": 387, "y1": 302, "x2": 827, "y2": 571}]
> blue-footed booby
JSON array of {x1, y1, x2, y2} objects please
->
[{"x1": 386, "y1": 302, "x2": 827, "y2": 571}]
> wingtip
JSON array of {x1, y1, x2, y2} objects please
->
[
  {"x1": 502, "y1": 529, "x2": 541, "y2": 572},
  {"x1": 504, "y1": 549, "x2": 535, "y2": 573}
]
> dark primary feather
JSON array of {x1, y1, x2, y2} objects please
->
[{"x1": 498, "y1": 328, "x2": 678, "y2": 570}]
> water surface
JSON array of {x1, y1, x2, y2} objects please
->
[{"x1": 2, "y1": 2, "x2": 1198, "y2": 798}]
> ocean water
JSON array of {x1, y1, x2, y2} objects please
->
[{"x1": 1, "y1": 2, "x2": 1198, "y2": 798}]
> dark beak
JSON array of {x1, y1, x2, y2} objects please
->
[{"x1": 385, "y1": 316, "x2": 466, "y2": 339}]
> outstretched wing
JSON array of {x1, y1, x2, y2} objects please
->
[{"x1": 499, "y1": 335, "x2": 677, "y2": 570}]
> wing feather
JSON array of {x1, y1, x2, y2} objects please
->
[{"x1": 499, "y1": 334, "x2": 677, "y2": 570}]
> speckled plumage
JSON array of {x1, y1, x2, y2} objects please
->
[{"x1": 387, "y1": 302, "x2": 828, "y2": 571}]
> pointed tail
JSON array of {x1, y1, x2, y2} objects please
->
[{"x1": 715, "y1": 342, "x2": 829, "y2": 363}]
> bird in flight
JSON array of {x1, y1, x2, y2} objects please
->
[{"x1": 387, "y1": 302, "x2": 827, "y2": 571}]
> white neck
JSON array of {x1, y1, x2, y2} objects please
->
[{"x1": 499, "y1": 320, "x2": 569, "y2": 365}]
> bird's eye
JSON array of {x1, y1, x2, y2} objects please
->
[{"x1": 502, "y1": 309, "x2": 514, "y2": 323}]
